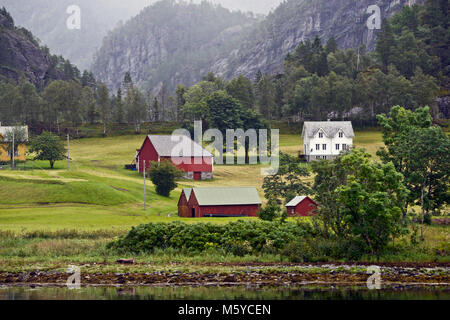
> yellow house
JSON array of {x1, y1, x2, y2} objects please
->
[{"x1": 0, "y1": 125, "x2": 29, "y2": 162}]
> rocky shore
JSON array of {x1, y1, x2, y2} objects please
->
[{"x1": 1, "y1": 263, "x2": 448, "y2": 287}]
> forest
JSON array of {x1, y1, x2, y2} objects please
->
[{"x1": 0, "y1": 0, "x2": 448, "y2": 134}]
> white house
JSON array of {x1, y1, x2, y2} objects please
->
[{"x1": 301, "y1": 121, "x2": 354, "y2": 162}]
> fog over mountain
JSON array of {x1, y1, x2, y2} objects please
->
[{"x1": 0, "y1": 0, "x2": 283, "y2": 71}]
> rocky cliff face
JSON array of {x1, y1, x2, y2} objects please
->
[
  {"x1": 92, "y1": 0, "x2": 424, "y2": 91},
  {"x1": 211, "y1": 0, "x2": 425, "y2": 79},
  {"x1": 0, "y1": 9, "x2": 59, "y2": 87},
  {"x1": 91, "y1": 1, "x2": 256, "y2": 92}
]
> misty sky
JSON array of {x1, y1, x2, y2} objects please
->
[
  {"x1": 194, "y1": 0, "x2": 283, "y2": 14},
  {"x1": 124, "y1": 0, "x2": 284, "y2": 15}
]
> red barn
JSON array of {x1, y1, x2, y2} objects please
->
[
  {"x1": 285, "y1": 196, "x2": 318, "y2": 217},
  {"x1": 179, "y1": 187, "x2": 262, "y2": 218},
  {"x1": 136, "y1": 135, "x2": 213, "y2": 180}
]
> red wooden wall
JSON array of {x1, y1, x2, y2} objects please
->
[
  {"x1": 287, "y1": 197, "x2": 318, "y2": 217},
  {"x1": 178, "y1": 191, "x2": 190, "y2": 217},
  {"x1": 186, "y1": 191, "x2": 260, "y2": 218},
  {"x1": 138, "y1": 137, "x2": 213, "y2": 174}
]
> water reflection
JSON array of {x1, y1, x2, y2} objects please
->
[{"x1": 0, "y1": 285, "x2": 448, "y2": 300}]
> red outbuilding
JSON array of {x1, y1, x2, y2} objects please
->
[
  {"x1": 285, "y1": 196, "x2": 318, "y2": 217},
  {"x1": 178, "y1": 187, "x2": 262, "y2": 218},
  {"x1": 178, "y1": 188, "x2": 192, "y2": 217},
  {"x1": 136, "y1": 135, "x2": 213, "y2": 180}
]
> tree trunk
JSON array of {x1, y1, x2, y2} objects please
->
[
  {"x1": 245, "y1": 143, "x2": 249, "y2": 164},
  {"x1": 50, "y1": 160, "x2": 54, "y2": 169}
]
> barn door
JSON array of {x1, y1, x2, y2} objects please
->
[
  {"x1": 194, "y1": 172, "x2": 201, "y2": 181},
  {"x1": 192, "y1": 208, "x2": 196, "y2": 218}
]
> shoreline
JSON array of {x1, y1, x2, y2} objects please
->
[{"x1": 1, "y1": 263, "x2": 449, "y2": 287}]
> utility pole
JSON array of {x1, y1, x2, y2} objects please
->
[
  {"x1": 11, "y1": 130, "x2": 14, "y2": 170},
  {"x1": 67, "y1": 134, "x2": 70, "y2": 171},
  {"x1": 143, "y1": 160, "x2": 146, "y2": 210}
]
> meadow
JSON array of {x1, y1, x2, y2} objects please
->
[
  {"x1": 0, "y1": 130, "x2": 384, "y2": 231},
  {"x1": 0, "y1": 129, "x2": 448, "y2": 271}
]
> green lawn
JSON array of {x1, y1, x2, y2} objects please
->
[{"x1": 0, "y1": 129, "x2": 412, "y2": 233}]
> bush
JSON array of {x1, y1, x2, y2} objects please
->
[
  {"x1": 108, "y1": 220, "x2": 309, "y2": 255},
  {"x1": 281, "y1": 237, "x2": 366, "y2": 262},
  {"x1": 424, "y1": 213, "x2": 432, "y2": 225},
  {"x1": 148, "y1": 161, "x2": 183, "y2": 197},
  {"x1": 257, "y1": 199, "x2": 282, "y2": 221}
]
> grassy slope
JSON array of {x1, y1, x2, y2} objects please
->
[
  {"x1": 0, "y1": 131, "x2": 386, "y2": 231},
  {"x1": 0, "y1": 130, "x2": 448, "y2": 267}
]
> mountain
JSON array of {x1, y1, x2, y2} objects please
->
[
  {"x1": 0, "y1": 7, "x2": 62, "y2": 87},
  {"x1": 0, "y1": 0, "x2": 153, "y2": 71},
  {"x1": 0, "y1": 0, "x2": 283, "y2": 72},
  {"x1": 92, "y1": 0, "x2": 425, "y2": 92},
  {"x1": 211, "y1": 0, "x2": 426, "y2": 79},
  {"x1": 91, "y1": 0, "x2": 257, "y2": 92}
]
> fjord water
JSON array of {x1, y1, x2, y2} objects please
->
[{"x1": 0, "y1": 286, "x2": 448, "y2": 300}]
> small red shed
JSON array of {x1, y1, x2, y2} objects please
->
[
  {"x1": 179, "y1": 187, "x2": 262, "y2": 218},
  {"x1": 285, "y1": 196, "x2": 318, "y2": 217},
  {"x1": 136, "y1": 135, "x2": 213, "y2": 180},
  {"x1": 178, "y1": 188, "x2": 192, "y2": 217}
]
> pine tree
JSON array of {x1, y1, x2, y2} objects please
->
[
  {"x1": 376, "y1": 19, "x2": 395, "y2": 72},
  {"x1": 97, "y1": 83, "x2": 110, "y2": 135},
  {"x1": 114, "y1": 87, "x2": 124, "y2": 124},
  {"x1": 123, "y1": 72, "x2": 133, "y2": 94}
]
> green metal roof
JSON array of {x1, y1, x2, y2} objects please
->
[{"x1": 192, "y1": 187, "x2": 262, "y2": 206}]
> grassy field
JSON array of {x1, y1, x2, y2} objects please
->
[
  {"x1": 0, "y1": 130, "x2": 386, "y2": 232},
  {"x1": 0, "y1": 129, "x2": 448, "y2": 269}
]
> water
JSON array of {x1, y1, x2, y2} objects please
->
[{"x1": 0, "y1": 285, "x2": 449, "y2": 300}]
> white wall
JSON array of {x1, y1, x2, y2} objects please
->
[{"x1": 304, "y1": 129, "x2": 353, "y2": 160}]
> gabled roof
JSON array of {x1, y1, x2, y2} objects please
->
[
  {"x1": 0, "y1": 126, "x2": 29, "y2": 142},
  {"x1": 192, "y1": 187, "x2": 262, "y2": 206},
  {"x1": 182, "y1": 188, "x2": 192, "y2": 201},
  {"x1": 285, "y1": 196, "x2": 317, "y2": 207},
  {"x1": 147, "y1": 135, "x2": 213, "y2": 157},
  {"x1": 302, "y1": 121, "x2": 354, "y2": 138}
]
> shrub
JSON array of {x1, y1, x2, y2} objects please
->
[
  {"x1": 148, "y1": 160, "x2": 183, "y2": 197},
  {"x1": 257, "y1": 199, "x2": 282, "y2": 221},
  {"x1": 423, "y1": 213, "x2": 432, "y2": 225},
  {"x1": 281, "y1": 237, "x2": 366, "y2": 262},
  {"x1": 107, "y1": 220, "x2": 309, "y2": 255}
]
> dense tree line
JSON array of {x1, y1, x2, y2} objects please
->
[
  {"x1": 0, "y1": 1, "x2": 447, "y2": 132},
  {"x1": 0, "y1": 71, "x2": 177, "y2": 134},
  {"x1": 259, "y1": 0, "x2": 447, "y2": 122}
]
